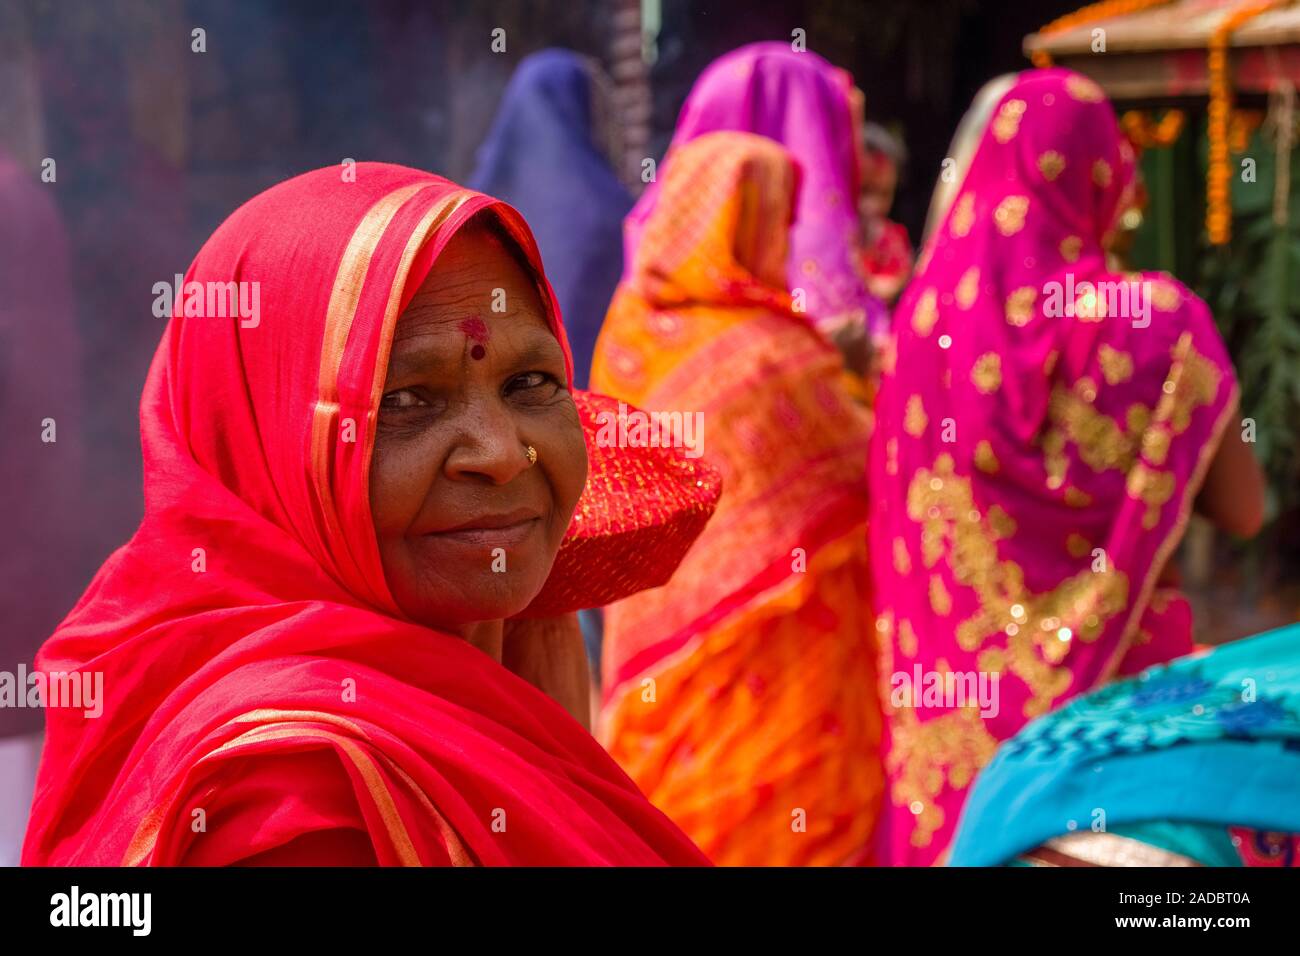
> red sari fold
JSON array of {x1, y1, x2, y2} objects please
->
[{"x1": 23, "y1": 163, "x2": 707, "y2": 866}]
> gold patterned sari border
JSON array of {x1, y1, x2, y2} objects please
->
[
  {"x1": 360, "y1": 190, "x2": 478, "y2": 474},
  {"x1": 308, "y1": 181, "x2": 433, "y2": 570},
  {"x1": 124, "y1": 718, "x2": 423, "y2": 866},
  {"x1": 204, "y1": 724, "x2": 423, "y2": 866}
]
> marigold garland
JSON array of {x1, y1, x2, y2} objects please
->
[
  {"x1": 1230, "y1": 108, "x2": 1266, "y2": 152},
  {"x1": 1208, "y1": 0, "x2": 1293, "y2": 244},
  {"x1": 1034, "y1": 0, "x2": 1292, "y2": 244},
  {"x1": 1120, "y1": 109, "x2": 1187, "y2": 148},
  {"x1": 1031, "y1": 0, "x2": 1176, "y2": 68}
]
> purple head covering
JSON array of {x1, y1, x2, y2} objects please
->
[{"x1": 625, "y1": 42, "x2": 883, "y2": 333}]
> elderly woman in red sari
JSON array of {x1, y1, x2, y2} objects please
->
[
  {"x1": 870, "y1": 69, "x2": 1265, "y2": 865},
  {"x1": 22, "y1": 163, "x2": 719, "y2": 866}
]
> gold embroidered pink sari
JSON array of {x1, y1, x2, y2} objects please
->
[{"x1": 870, "y1": 70, "x2": 1239, "y2": 865}]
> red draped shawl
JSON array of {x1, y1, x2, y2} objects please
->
[{"x1": 22, "y1": 163, "x2": 708, "y2": 866}]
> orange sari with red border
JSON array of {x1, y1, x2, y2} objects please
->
[{"x1": 592, "y1": 132, "x2": 883, "y2": 865}]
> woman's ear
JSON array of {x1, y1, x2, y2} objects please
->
[{"x1": 501, "y1": 613, "x2": 593, "y2": 731}]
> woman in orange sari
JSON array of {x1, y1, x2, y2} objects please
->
[
  {"x1": 22, "y1": 162, "x2": 718, "y2": 866},
  {"x1": 591, "y1": 132, "x2": 882, "y2": 866}
]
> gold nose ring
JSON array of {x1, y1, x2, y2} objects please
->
[{"x1": 524, "y1": 444, "x2": 538, "y2": 466}]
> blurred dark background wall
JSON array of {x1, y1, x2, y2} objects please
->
[{"x1": 649, "y1": 0, "x2": 1081, "y2": 242}]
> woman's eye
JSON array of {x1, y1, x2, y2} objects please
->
[
  {"x1": 506, "y1": 371, "x2": 561, "y2": 396},
  {"x1": 380, "y1": 388, "x2": 428, "y2": 409}
]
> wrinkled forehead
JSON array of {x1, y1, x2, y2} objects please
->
[
  {"x1": 393, "y1": 223, "x2": 556, "y2": 344},
  {"x1": 395, "y1": 204, "x2": 572, "y2": 383}
]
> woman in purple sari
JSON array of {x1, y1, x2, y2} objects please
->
[
  {"x1": 625, "y1": 42, "x2": 883, "y2": 372},
  {"x1": 869, "y1": 69, "x2": 1265, "y2": 865}
]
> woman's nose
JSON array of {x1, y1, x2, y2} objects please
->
[{"x1": 443, "y1": 397, "x2": 529, "y2": 485}]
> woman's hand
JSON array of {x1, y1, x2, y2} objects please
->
[
  {"x1": 826, "y1": 316, "x2": 871, "y2": 380},
  {"x1": 501, "y1": 613, "x2": 593, "y2": 731},
  {"x1": 1196, "y1": 402, "x2": 1267, "y2": 539}
]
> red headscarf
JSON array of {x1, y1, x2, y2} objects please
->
[{"x1": 22, "y1": 163, "x2": 709, "y2": 866}]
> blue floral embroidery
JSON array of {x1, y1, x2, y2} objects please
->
[
  {"x1": 1130, "y1": 675, "x2": 1213, "y2": 710},
  {"x1": 1215, "y1": 698, "x2": 1286, "y2": 735}
]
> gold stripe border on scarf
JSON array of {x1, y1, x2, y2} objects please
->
[{"x1": 307, "y1": 183, "x2": 475, "y2": 602}]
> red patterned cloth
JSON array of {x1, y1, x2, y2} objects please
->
[{"x1": 861, "y1": 220, "x2": 913, "y2": 293}]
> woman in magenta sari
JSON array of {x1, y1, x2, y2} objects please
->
[
  {"x1": 869, "y1": 69, "x2": 1264, "y2": 865},
  {"x1": 625, "y1": 42, "x2": 882, "y2": 373}
]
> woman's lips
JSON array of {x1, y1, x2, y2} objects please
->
[{"x1": 424, "y1": 510, "x2": 542, "y2": 549}]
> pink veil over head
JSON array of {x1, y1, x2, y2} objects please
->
[{"x1": 625, "y1": 42, "x2": 883, "y2": 333}]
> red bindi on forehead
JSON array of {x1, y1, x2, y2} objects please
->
[{"x1": 458, "y1": 316, "x2": 489, "y2": 360}]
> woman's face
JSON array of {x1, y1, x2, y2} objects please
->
[
  {"x1": 858, "y1": 156, "x2": 898, "y2": 226},
  {"x1": 369, "y1": 224, "x2": 588, "y2": 633}
]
